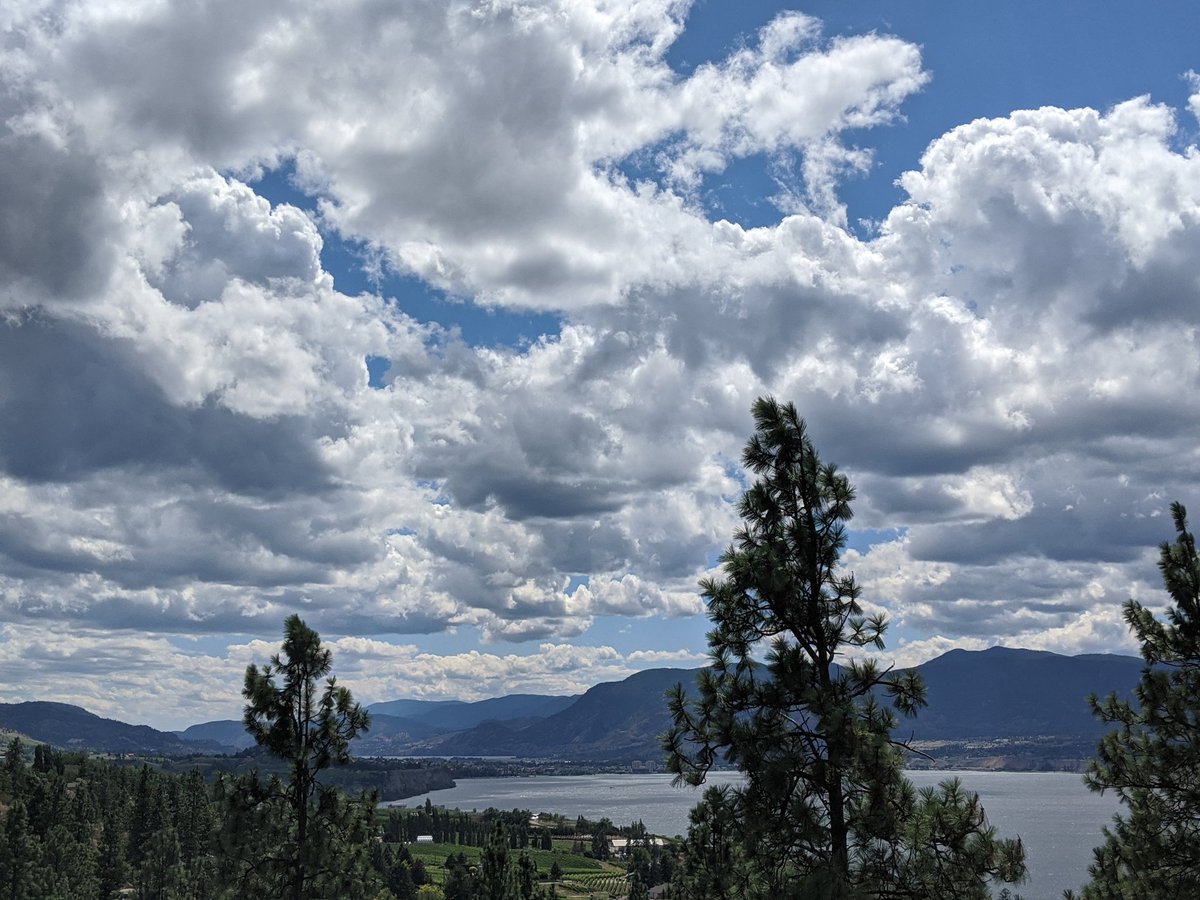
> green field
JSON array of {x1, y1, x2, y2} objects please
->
[{"x1": 405, "y1": 841, "x2": 606, "y2": 883}]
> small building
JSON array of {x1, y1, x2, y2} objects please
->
[
  {"x1": 608, "y1": 836, "x2": 666, "y2": 858},
  {"x1": 416, "y1": 834, "x2": 434, "y2": 844}
]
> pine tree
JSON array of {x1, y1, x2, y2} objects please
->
[
  {"x1": 0, "y1": 799, "x2": 39, "y2": 900},
  {"x1": 479, "y1": 820, "x2": 521, "y2": 900},
  {"x1": 1, "y1": 738, "x2": 23, "y2": 795},
  {"x1": 176, "y1": 769, "x2": 214, "y2": 865},
  {"x1": 1070, "y1": 502, "x2": 1200, "y2": 898},
  {"x1": 590, "y1": 818, "x2": 611, "y2": 860},
  {"x1": 235, "y1": 614, "x2": 377, "y2": 900},
  {"x1": 374, "y1": 844, "x2": 416, "y2": 900},
  {"x1": 669, "y1": 786, "x2": 745, "y2": 900},
  {"x1": 27, "y1": 770, "x2": 67, "y2": 839},
  {"x1": 32, "y1": 744, "x2": 57, "y2": 775},
  {"x1": 516, "y1": 850, "x2": 537, "y2": 900},
  {"x1": 137, "y1": 821, "x2": 183, "y2": 900},
  {"x1": 126, "y1": 765, "x2": 155, "y2": 875},
  {"x1": 664, "y1": 397, "x2": 1025, "y2": 899},
  {"x1": 442, "y1": 853, "x2": 473, "y2": 900},
  {"x1": 411, "y1": 857, "x2": 429, "y2": 886},
  {"x1": 40, "y1": 822, "x2": 99, "y2": 900},
  {"x1": 97, "y1": 815, "x2": 130, "y2": 900}
]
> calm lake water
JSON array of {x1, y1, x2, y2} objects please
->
[{"x1": 387, "y1": 770, "x2": 1121, "y2": 900}]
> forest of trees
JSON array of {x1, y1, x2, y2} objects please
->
[{"x1": 1, "y1": 398, "x2": 1198, "y2": 898}]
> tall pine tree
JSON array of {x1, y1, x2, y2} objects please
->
[
  {"x1": 1071, "y1": 502, "x2": 1200, "y2": 898},
  {"x1": 234, "y1": 614, "x2": 378, "y2": 900},
  {"x1": 664, "y1": 397, "x2": 1025, "y2": 899}
]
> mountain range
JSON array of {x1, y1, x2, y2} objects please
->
[{"x1": 0, "y1": 647, "x2": 1146, "y2": 763}]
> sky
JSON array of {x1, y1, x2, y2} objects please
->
[{"x1": 3, "y1": 0, "x2": 1200, "y2": 730}]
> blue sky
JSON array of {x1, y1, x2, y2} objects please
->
[{"x1": 3, "y1": 1, "x2": 1200, "y2": 727}]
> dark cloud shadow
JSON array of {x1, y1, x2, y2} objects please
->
[{"x1": 0, "y1": 313, "x2": 333, "y2": 498}]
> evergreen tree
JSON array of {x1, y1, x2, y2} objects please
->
[
  {"x1": 27, "y1": 771, "x2": 67, "y2": 839},
  {"x1": 590, "y1": 818, "x2": 611, "y2": 860},
  {"x1": 97, "y1": 815, "x2": 130, "y2": 900},
  {"x1": 40, "y1": 822, "x2": 99, "y2": 900},
  {"x1": 441, "y1": 854, "x2": 473, "y2": 900},
  {"x1": 669, "y1": 786, "x2": 745, "y2": 900},
  {"x1": 1, "y1": 738, "x2": 23, "y2": 795},
  {"x1": 863, "y1": 778, "x2": 1024, "y2": 898},
  {"x1": 374, "y1": 844, "x2": 417, "y2": 900},
  {"x1": 479, "y1": 820, "x2": 521, "y2": 900},
  {"x1": 664, "y1": 397, "x2": 1025, "y2": 899},
  {"x1": 629, "y1": 846, "x2": 652, "y2": 888},
  {"x1": 32, "y1": 743, "x2": 57, "y2": 775},
  {"x1": 516, "y1": 850, "x2": 537, "y2": 900},
  {"x1": 136, "y1": 820, "x2": 183, "y2": 900},
  {"x1": 236, "y1": 613, "x2": 377, "y2": 900},
  {"x1": 2, "y1": 737, "x2": 20, "y2": 769},
  {"x1": 1070, "y1": 502, "x2": 1200, "y2": 898},
  {"x1": 0, "y1": 799, "x2": 39, "y2": 900},
  {"x1": 411, "y1": 857, "x2": 429, "y2": 886},
  {"x1": 68, "y1": 781, "x2": 101, "y2": 842},
  {"x1": 127, "y1": 765, "x2": 156, "y2": 875},
  {"x1": 176, "y1": 769, "x2": 214, "y2": 865}
]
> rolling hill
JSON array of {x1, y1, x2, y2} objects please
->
[{"x1": 0, "y1": 702, "x2": 226, "y2": 755}]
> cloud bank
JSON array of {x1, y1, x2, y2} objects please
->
[{"x1": 2, "y1": 0, "x2": 1198, "y2": 725}]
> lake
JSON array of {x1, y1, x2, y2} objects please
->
[{"x1": 386, "y1": 770, "x2": 1121, "y2": 899}]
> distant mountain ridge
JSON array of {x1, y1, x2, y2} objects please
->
[
  {"x1": 0, "y1": 701, "x2": 227, "y2": 755},
  {"x1": 367, "y1": 693, "x2": 580, "y2": 731},
  {"x1": 0, "y1": 648, "x2": 1147, "y2": 762},
  {"x1": 174, "y1": 719, "x2": 257, "y2": 751},
  {"x1": 415, "y1": 648, "x2": 1146, "y2": 761},
  {"x1": 906, "y1": 646, "x2": 1143, "y2": 740},
  {"x1": 422, "y1": 668, "x2": 701, "y2": 761}
]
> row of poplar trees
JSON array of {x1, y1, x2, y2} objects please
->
[{"x1": 663, "y1": 397, "x2": 1200, "y2": 899}]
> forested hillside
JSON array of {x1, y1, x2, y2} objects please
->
[
  {"x1": 0, "y1": 739, "x2": 247, "y2": 898},
  {"x1": 0, "y1": 739, "x2": 584, "y2": 899}
]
